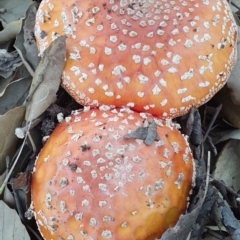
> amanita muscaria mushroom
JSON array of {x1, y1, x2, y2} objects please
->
[
  {"x1": 35, "y1": 0, "x2": 237, "y2": 118},
  {"x1": 31, "y1": 106, "x2": 194, "y2": 239}
]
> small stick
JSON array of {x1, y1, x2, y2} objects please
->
[
  {"x1": 202, "y1": 104, "x2": 222, "y2": 143},
  {"x1": 230, "y1": 1, "x2": 240, "y2": 11}
]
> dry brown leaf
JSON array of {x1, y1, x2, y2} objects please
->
[
  {"x1": 0, "y1": 106, "x2": 25, "y2": 174},
  {"x1": 25, "y1": 35, "x2": 66, "y2": 122}
]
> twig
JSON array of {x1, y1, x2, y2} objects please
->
[
  {"x1": 202, "y1": 104, "x2": 222, "y2": 143},
  {"x1": 206, "y1": 136, "x2": 218, "y2": 156},
  {"x1": 230, "y1": 1, "x2": 240, "y2": 11},
  {"x1": 206, "y1": 151, "x2": 210, "y2": 189},
  {"x1": 210, "y1": 178, "x2": 240, "y2": 208}
]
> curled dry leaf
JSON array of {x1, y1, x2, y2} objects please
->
[
  {"x1": 190, "y1": 185, "x2": 221, "y2": 240},
  {"x1": 0, "y1": 106, "x2": 25, "y2": 174},
  {"x1": 211, "y1": 197, "x2": 240, "y2": 240},
  {"x1": 25, "y1": 35, "x2": 66, "y2": 122},
  {"x1": 10, "y1": 170, "x2": 31, "y2": 195},
  {"x1": 0, "y1": 50, "x2": 22, "y2": 73},
  {"x1": 221, "y1": 205, "x2": 240, "y2": 240}
]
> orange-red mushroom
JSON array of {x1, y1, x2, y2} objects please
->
[
  {"x1": 31, "y1": 107, "x2": 195, "y2": 239},
  {"x1": 35, "y1": 0, "x2": 237, "y2": 118}
]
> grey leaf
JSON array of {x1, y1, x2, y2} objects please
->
[
  {"x1": 144, "y1": 120, "x2": 160, "y2": 145},
  {"x1": 124, "y1": 119, "x2": 160, "y2": 146}
]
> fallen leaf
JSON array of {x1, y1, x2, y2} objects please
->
[
  {"x1": 0, "y1": 64, "x2": 31, "y2": 97},
  {"x1": 14, "y1": 3, "x2": 40, "y2": 76},
  {"x1": 0, "y1": 0, "x2": 32, "y2": 26},
  {"x1": 0, "y1": 170, "x2": 6, "y2": 200},
  {"x1": 25, "y1": 35, "x2": 66, "y2": 122},
  {"x1": 213, "y1": 139, "x2": 240, "y2": 192},
  {"x1": 0, "y1": 106, "x2": 25, "y2": 174},
  {"x1": 3, "y1": 184, "x2": 15, "y2": 209},
  {"x1": 124, "y1": 119, "x2": 160, "y2": 145},
  {"x1": 216, "y1": 129, "x2": 240, "y2": 143},
  {"x1": 0, "y1": 201, "x2": 30, "y2": 240},
  {"x1": 23, "y1": 3, "x2": 40, "y2": 70},
  {"x1": 0, "y1": 77, "x2": 31, "y2": 114},
  {"x1": 0, "y1": 73, "x2": 15, "y2": 96}
]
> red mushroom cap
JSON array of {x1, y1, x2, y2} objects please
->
[
  {"x1": 31, "y1": 107, "x2": 194, "y2": 239},
  {"x1": 35, "y1": 0, "x2": 237, "y2": 118}
]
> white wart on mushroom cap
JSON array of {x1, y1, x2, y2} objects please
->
[
  {"x1": 35, "y1": 0, "x2": 237, "y2": 118},
  {"x1": 31, "y1": 107, "x2": 194, "y2": 240}
]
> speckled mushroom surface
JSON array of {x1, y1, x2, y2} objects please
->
[
  {"x1": 31, "y1": 107, "x2": 194, "y2": 240},
  {"x1": 35, "y1": 0, "x2": 237, "y2": 118}
]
